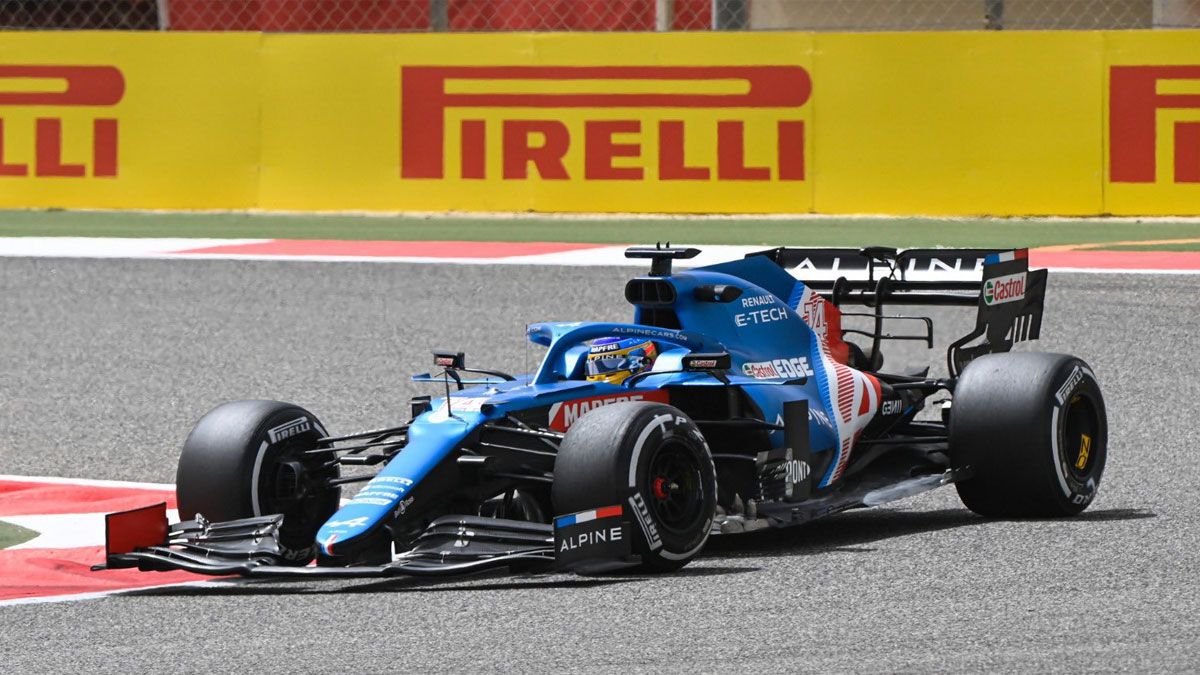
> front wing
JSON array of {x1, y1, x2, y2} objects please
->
[{"x1": 95, "y1": 504, "x2": 639, "y2": 578}]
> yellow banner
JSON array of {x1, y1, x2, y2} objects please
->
[
  {"x1": 812, "y1": 31, "x2": 1104, "y2": 216},
  {"x1": 1104, "y1": 31, "x2": 1200, "y2": 216},
  {"x1": 0, "y1": 32, "x2": 261, "y2": 210},
  {"x1": 0, "y1": 30, "x2": 1197, "y2": 215}
]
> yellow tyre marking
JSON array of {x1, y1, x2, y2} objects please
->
[{"x1": 1076, "y1": 433, "x2": 1092, "y2": 470}]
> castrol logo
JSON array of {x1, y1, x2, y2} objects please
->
[{"x1": 984, "y1": 272, "x2": 1026, "y2": 306}]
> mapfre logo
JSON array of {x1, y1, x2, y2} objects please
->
[
  {"x1": 548, "y1": 390, "x2": 670, "y2": 432},
  {"x1": 0, "y1": 65, "x2": 124, "y2": 178},
  {"x1": 1110, "y1": 65, "x2": 1200, "y2": 184},
  {"x1": 400, "y1": 66, "x2": 810, "y2": 182}
]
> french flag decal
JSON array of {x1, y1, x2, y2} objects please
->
[
  {"x1": 985, "y1": 249, "x2": 1029, "y2": 265},
  {"x1": 555, "y1": 504, "x2": 622, "y2": 529}
]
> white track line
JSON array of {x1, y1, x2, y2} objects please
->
[
  {"x1": 0, "y1": 580, "x2": 238, "y2": 609},
  {"x1": 0, "y1": 237, "x2": 268, "y2": 258},
  {"x1": 0, "y1": 474, "x2": 174, "y2": 491}
]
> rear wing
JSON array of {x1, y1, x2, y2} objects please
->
[{"x1": 748, "y1": 247, "x2": 1046, "y2": 377}]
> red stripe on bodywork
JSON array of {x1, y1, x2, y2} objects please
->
[
  {"x1": 866, "y1": 374, "x2": 882, "y2": 405},
  {"x1": 835, "y1": 367, "x2": 854, "y2": 424},
  {"x1": 174, "y1": 240, "x2": 608, "y2": 259}
]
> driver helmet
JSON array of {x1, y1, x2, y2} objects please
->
[{"x1": 586, "y1": 337, "x2": 658, "y2": 385}]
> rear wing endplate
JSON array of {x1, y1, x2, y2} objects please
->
[{"x1": 946, "y1": 250, "x2": 1046, "y2": 376}]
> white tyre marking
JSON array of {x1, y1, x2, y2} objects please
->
[
  {"x1": 1049, "y1": 405, "x2": 1074, "y2": 498},
  {"x1": 627, "y1": 413, "x2": 673, "y2": 488},
  {"x1": 251, "y1": 440, "x2": 269, "y2": 517}
]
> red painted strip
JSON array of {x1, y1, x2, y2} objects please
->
[
  {"x1": 594, "y1": 505, "x2": 623, "y2": 519},
  {"x1": 0, "y1": 480, "x2": 175, "y2": 517},
  {"x1": 0, "y1": 546, "x2": 199, "y2": 602},
  {"x1": 1030, "y1": 250, "x2": 1200, "y2": 271},
  {"x1": 175, "y1": 239, "x2": 607, "y2": 259}
]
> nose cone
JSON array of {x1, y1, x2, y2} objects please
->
[{"x1": 315, "y1": 414, "x2": 478, "y2": 558}]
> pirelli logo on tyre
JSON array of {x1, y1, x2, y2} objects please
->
[
  {"x1": 267, "y1": 417, "x2": 311, "y2": 444},
  {"x1": 400, "y1": 65, "x2": 811, "y2": 184}
]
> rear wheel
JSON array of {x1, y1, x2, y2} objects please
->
[
  {"x1": 950, "y1": 352, "x2": 1107, "y2": 517},
  {"x1": 176, "y1": 399, "x2": 341, "y2": 564},
  {"x1": 552, "y1": 402, "x2": 716, "y2": 572}
]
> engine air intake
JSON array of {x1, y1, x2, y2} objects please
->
[{"x1": 625, "y1": 278, "x2": 677, "y2": 306}]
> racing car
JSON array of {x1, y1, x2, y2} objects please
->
[{"x1": 98, "y1": 244, "x2": 1107, "y2": 578}]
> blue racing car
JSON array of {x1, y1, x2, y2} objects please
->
[{"x1": 99, "y1": 245, "x2": 1108, "y2": 577}]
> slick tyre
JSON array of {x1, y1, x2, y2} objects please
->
[
  {"x1": 950, "y1": 353, "x2": 1107, "y2": 518},
  {"x1": 553, "y1": 402, "x2": 716, "y2": 572},
  {"x1": 176, "y1": 400, "x2": 341, "y2": 564}
]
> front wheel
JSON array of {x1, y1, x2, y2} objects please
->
[
  {"x1": 552, "y1": 402, "x2": 716, "y2": 572},
  {"x1": 176, "y1": 399, "x2": 341, "y2": 564},
  {"x1": 950, "y1": 352, "x2": 1107, "y2": 518}
]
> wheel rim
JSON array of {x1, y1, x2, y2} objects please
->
[
  {"x1": 645, "y1": 440, "x2": 706, "y2": 536},
  {"x1": 1061, "y1": 392, "x2": 1101, "y2": 481},
  {"x1": 259, "y1": 442, "x2": 338, "y2": 544}
]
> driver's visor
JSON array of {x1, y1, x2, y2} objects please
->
[{"x1": 587, "y1": 355, "x2": 635, "y2": 377}]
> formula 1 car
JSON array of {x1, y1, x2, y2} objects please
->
[{"x1": 98, "y1": 245, "x2": 1107, "y2": 578}]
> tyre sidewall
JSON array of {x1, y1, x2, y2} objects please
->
[{"x1": 1047, "y1": 362, "x2": 1107, "y2": 512}]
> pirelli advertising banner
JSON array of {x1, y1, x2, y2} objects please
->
[
  {"x1": 1, "y1": 30, "x2": 1198, "y2": 215},
  {"x1": 0, "y1": 32, "x2": 262, "y2": 210}
]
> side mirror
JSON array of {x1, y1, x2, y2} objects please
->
[
  {"x1": 692, "y1": 285, "x2": 743, "y2": 303},
  {"x1": 682, "y1": 353, "x2": 732, "y2": 372},
  {"x1": 432, "y1": 350, "x2": 466, "y2": 369}
]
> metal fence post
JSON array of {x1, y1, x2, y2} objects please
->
[
  {"x1": 430, "y1": 0, "x2": 448, "y2": 31},
  {"x1": 984, "y1": 0, "x2": 1004, "y2": 29},
  {"x1": 1154, "y1": 0, "x2": 1200, "y2": 27},
  {"x1": 1153, "y1": 0, "x2": 1167, "y2": 25},
  {"x1": 713, "y1": 0, "x2": 748, "y2": 30},
  {"x1": 156, "y1": 0, "x2": 171, "y2": 30},
  {"x1": 656, "y1": 0, "x2": 674, "y2": 31}
]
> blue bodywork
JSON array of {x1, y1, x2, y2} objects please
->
[{"x1": 315, "y1": 254, "x2": 862, "y2": 556}]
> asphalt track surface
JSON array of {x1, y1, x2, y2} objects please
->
[{"x1": 0, "y1": 257, "x2": 1197, "y2": 672}]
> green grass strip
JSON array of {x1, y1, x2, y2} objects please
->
[
  {"x1": 2, "y1": 209, "x2": 1200, "y2": 250},
  {"x1": 1094, "y1": 241, "x2": 1200, "y2": 252},
  {"x1": 0, "y1": 521, "x2": 38, "y2": 550}
]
